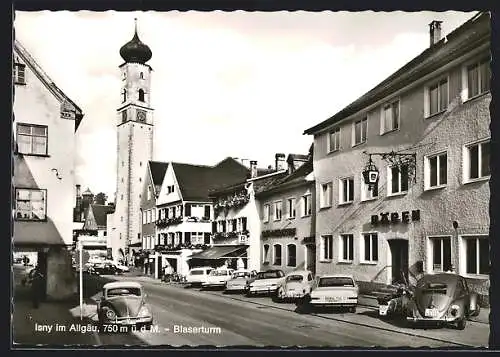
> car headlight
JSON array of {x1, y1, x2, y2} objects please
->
[
  {"x1": 448, "y1": 304, "x2": 460, "y2": 317},
  {"x1": 138, "y1": 306, "x2": 151, "y2": 318}
]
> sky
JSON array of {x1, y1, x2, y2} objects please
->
[{"x1": 14, "y1": 10, "x2": 476, "y2": 200}]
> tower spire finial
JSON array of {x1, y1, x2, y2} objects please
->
[{"x1": 134, "y1": 17, "x2": 138, "y2": 34}]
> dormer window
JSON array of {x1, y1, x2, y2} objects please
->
[
  {"x1": 138, "y1": 89, "x2": 145, "y2": 102},
  {"x1": 13, "y1": 63, "x2": 26, "y2": 85}
]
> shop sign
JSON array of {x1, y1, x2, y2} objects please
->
[{"x1": 371, "y1": 210, "x2": 420, "y2": 226}]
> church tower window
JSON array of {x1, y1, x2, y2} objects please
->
[
  {"x1": 138, "y1": 89, "x2": 145, "y2": 102},
  {"x1": 121, "y1": 88, "x2": 127, "y2": 103}
]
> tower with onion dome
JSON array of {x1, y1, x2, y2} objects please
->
[{"x1": 109, "y1": 18, "x2": 154, "y2": 263}]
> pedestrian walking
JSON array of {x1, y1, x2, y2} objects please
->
[{"x1": 30, "y1": 266, "x2": 44, "y2": 309}]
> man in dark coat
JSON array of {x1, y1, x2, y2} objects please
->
[{"x1": 30, "y1": 266, "x2": 44, "y2": 309}]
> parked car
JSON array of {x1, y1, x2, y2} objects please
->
[
  {"x1": 274, "y1": 270, "x2": 315, "y2": 302},
  {"x1": 201, "y1": 268, "x2": 235, "y2": 289},
  {"x1": 405, "y1": 272, "x2": 480, "y2": 330},
  {"x1": 113, "y1": 262, "x2": 130, "y2": 273},
  {"x1": 225, "y1": 270, "x2": 257, "y2": 293},
  {"x1": 304, "y1": 274, "x2": 359, "y2": 312},
  {"x1": 96, "y1": 281, "x2": 153, "y2": 330},
  {"x1": 186, "y1": 267, "x2": 214, "y2": 287},
  {"x1": 246, "y1": 270, "x2": 285, "y2": 296},
  {"x1": 94, "y1": 262, "x2": 121, "y2": 275}
]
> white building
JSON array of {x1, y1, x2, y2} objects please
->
[{"x1": 12, "y1": 39, "x2": 84, "y2": 300}]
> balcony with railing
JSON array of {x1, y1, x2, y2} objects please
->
[
  {"x1": 156, "y1": 216, "x2": 184, "y2": 228},
  {"x1": 154, "y1": 243, "x2": 210, "y2": 253},
  {"x1": 213, "y1": 190, "x2": 250, "y2": 216}
]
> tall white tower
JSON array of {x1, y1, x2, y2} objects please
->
[{"x1": 112, "y1": 19, "x2": 154, "y2": 262}]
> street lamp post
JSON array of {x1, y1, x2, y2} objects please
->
[{"x1": 78, "y1": 240, "x2": 83, "y2": 320}]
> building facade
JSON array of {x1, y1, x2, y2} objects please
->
[
  {"x1": 304, "y1": 13, "x2": 490, "y2": 304},
  {"x1": 108, "y1": 21, "x2": 154, "y2": 263},
  {"x1": 150, "y1": 158, "x2": 250, "y2": 277},
  {"x1": 208, "y1": 160, "x2": 289, "y2": 272},
  {"x1": 12, "y1": 39, "x2": 84, "y2": 300},
  {"x1": 80, "y1": 203, "x2": 115, "y2": 257},
  {"x1": 256, "y1": 152, "x2": 316, "y2": 275}
]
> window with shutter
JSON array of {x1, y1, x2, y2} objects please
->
[
  {"x1": 204, "y1": 233, "x2": 211, "y2": 244},
  {"x1": 222, "y1": 221, "x2": 226, "y2": 232},
  {"x1": 185, "y1": 204, "x2": 191, "y2": 216},
  {"x1": 212, "y1": 221, "x2": 217, "y2": 233},
  {"x1": 184, "y1": 232, "x2": 191, "y2": 245},
  {"x1": 242, "y1": 217, "x2": 247, "y2": 231}
]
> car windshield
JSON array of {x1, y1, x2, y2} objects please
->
[
  {"x1": 233, "y1": 272, "x2": 249, "y2": 278},
  {"x1": 318, "y1": 277, "x2": 354, "y2": 287},
  {"x1": 286, "y1": 275, "x2": 304, "y2": 282},
  {"x1": 256, "y1": 271, "x2": 282, "y2": 279},
  {"x1": 107, "y1": 287, "x2": 141, "y2": 297},
  {"x1": 210, "y1": 270, "x2": 228, "y2": 276}
]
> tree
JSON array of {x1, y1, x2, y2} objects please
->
[{"x1": 94, "y1": 192, "x2": 107, "y2": 205}]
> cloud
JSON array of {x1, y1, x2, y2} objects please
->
[{"x1": 14, "y1": 10, "x2": 475, "y2": 193}]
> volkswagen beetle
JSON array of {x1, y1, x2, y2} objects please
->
[
  {"x1": 406, "y1": 272, "x2": 481, "y2": 330},
  {"x1": 97, "y1": 281, "x2": 153, "y2": 331}
]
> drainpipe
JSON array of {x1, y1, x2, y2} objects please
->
[{"x1": 452, "y1": 221, "x2": 459, "y2": 273}]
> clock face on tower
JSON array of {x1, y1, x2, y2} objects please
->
[{"x1": 136, "y1": 110, "x2": 146, "y2": 122}]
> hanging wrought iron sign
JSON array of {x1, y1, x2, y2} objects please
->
[{"x1": 362, "y1": 150, "x2": 417, "y2": 189}]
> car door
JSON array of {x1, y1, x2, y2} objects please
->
[{"x1": 307, "y1": 273, "x2": 314, "y2": 291}]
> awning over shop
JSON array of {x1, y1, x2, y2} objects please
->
[
  {"x1": 188, "y1": 245, "x2": 248, "y2": 260},
  {"x1": 13, "y1": 219, "x2": 68, "y2": 247}
]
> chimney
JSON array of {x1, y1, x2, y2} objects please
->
[
  {"x1": 250, "y1": 160, "x2": 258, "y2": 178},
  {"x1": 429, "y1": 20, "x2": 443, "y2": 47},
  {"x1": 275, "y1": 153, "x2": 286, "y2": 171}
]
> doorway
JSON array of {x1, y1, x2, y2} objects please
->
[
  {"x1": 388, "y1": 239, "x2": 409, "y2": 285},
  {"x1": 37, "y1": 251, "x2": 48, "y2": 299},
  {"x1": 305, "y1": 244, "x2": 316, "y2": 275}
]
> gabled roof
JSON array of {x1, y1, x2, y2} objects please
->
[
  {"x1": 148, "y1": 161, "x2": 169, "y2": 194},
  {"x1": 287, "y1": 153, "x2": 309, "y2": 162},
  {"x1": 90, "y1": 204, "x2": 115, "y2": 227},
  {"x1": 172, "y1": 157, "x2": 250, "y2": 202},
  {"x1": 14, "y1": 40, "x2": 85, "y2": 132},
  {"x1": 303, "y1": 11, "x2": 489, "y2": 135},
  {"x1": 256, "y1": 156, "x2": 314, "y2": 197}
]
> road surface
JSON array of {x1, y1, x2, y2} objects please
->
[{"x1": 86, "y1": 274, "x2": 489, "y2": 348}]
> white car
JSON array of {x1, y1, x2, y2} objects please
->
[
  {"x1": 275, "y1": 270, "x2": 315, "y2": 302},
  {"x1": 225, "y1": 270, "x2": 257, "y2": 293},
  {"x1": 201, "y1": 268, "x2": 234, "y2": 289},
  {"x1": 186, "y1": 267, "x2": 214, "y2": 287},
  {"x1": 114, "y1": 263, "x2": 130, "y2": 272},
  {"x1": 307, "y1": 274, "x2": 359, "y2": 312},
  {"x1": 246, "y1": 270, "x2": 285, "y2": 296}
]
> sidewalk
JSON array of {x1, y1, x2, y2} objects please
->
[
  {"x1": 358, "y1": 294, "x2": 490, "y2": 325},
  {"x1": 12, "y1": 297, "x2": 99, "y2": 346}
]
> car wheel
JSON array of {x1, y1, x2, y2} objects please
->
[
  {"x1": 246, "y1": 291, "x2": 253, "y2": 298},
  {"x1": 349, "y1": 306, "x2": 357, "y2": 313},
  {"x1": 457, "y1": 318, "x2": 466, "y2": 330}
]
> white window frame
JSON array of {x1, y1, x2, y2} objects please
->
[
  {"x1": 273, "y1": 244, "x2": 282, "y2": 266},
  {"x1": 387, "y1": 164, "x2": 409, "y2": 196},
  {"x1": 320, "y1": 235, "x2": 333, "y2": 261},
  {"x1": 338, "y1": 177, "x2": 354, "y2": 205},
  {"x1": 462, "y1": 138, "x2": 490, "y2": 184},
  {"x1": 379, "y1": 98, "x2": 400, "y2": 135},
  {"x1": 320, "y1": 182, "x2": 332, "y2": 208},
  {"x1": 16, "y1": 123, "x2": 48, "y2": 156},
  {"x1": 327, "y1": 127, "x2": 341, "y2": 153},
  {"x1": 360, "y1": 173, "x2": 378, "y2": 201},
  {"x1": 426, "y1": 235, "x2": 453, "y2": 273},
  {"x1": 424, "y1": 75, "x2": 450, "y2": 118},
  {"x1": 461, "y1": 56, "x2": 491, "y2": 102},
  {"x1": 273, "y1": 201, "x2": 282, "y2": 221},
  {"x1": 263, "y1": 204, "x2": 270, "y2": 222},
  {"x1": 301, "y1": 194, "x2": 312, "y2": 217},
  {"x1": 14, "y1": 188, "x2": 47, "y2": 221},
  {"x1": 339, "y1": 234, "x2": 354, "y2": 263},
  {"x1": 360, "y1": 232, "x2": 378, "y2": 264},
  {"x1": 13, "y1": 63, "x2": 26, "y2": 84},
  {"x1": 424, "y1": 151, "x2": 448, "y2": 190},
  {"x1": 352, "y1": 117, "x2": 368, "y2": 147},
  {"x1": 459, "y1": 234, "x2": 489, "y2": 277},
  {"x1": 287, "y1": 198, "x2": 296, "y2": 219},
  {"x1": 287, "y1": 244, "x2": 297, "y2": 267}
]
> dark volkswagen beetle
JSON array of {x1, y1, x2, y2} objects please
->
[
  {"x1": 97, "y1": 281, "x2": 153, "y2": 330},
  {"x1": 406, "y1": 273, "x2": 480, "y2": 330}
]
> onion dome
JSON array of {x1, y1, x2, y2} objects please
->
[{"x1": 119, "y1": 18, "x2": 152, "y2": 64}]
